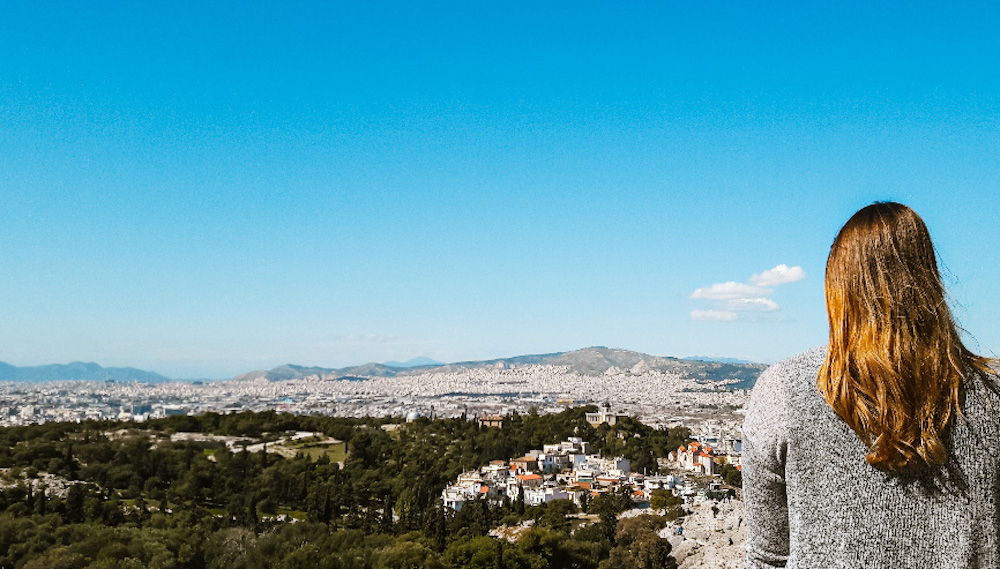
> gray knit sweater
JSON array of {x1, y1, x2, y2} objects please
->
[{"x1": 742, "y1": 347, "x2": 1000, "y2": 568}]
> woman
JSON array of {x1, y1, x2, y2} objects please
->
[{"x1": 742, "y1": 202, "x2": 1000, "y2": 568}]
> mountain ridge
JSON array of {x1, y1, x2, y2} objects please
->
[
  {"x1": 3, "y1": 347, "x2": 768, "y2": 388},
  {"x1": 232, "y1": 346, "x2": 767, "y2": 387},
  {"x1": 0, "y1": 361, "x2": 170, "y2": 383}
]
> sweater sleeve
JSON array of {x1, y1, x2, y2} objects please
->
[{"x1": 742, "y1": 364, "x2": 791, "y2": 569}]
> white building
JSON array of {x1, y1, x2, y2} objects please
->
[
  {"x1": 524, "y1": 485, "x2": 572, "y2": 506},
  {"x1": 585, "y1": 408, "x2": 629, "y2": 427}
]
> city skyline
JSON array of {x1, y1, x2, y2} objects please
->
[{"x1": 3, "y1": 3, "x2": 999, "y2": 378}]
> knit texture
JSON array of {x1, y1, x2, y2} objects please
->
[{"x1": 742, "y1": 347, "x2": 1000, "y2": 568}]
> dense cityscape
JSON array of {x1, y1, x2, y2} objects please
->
[
  {"x1": 0, "y1": 365, "x2": 747, "y2": 423},
  {"x1": 0, "y1": 352, "x2": 752, "y2": 464}
]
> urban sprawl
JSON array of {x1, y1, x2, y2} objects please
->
[{"x1": 1, "y1": 364, "x2": 748, "y2": 500}]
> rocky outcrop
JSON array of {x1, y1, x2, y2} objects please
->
[{"x1": 664, "y1": 499, "x2": 745, "y2": 569}]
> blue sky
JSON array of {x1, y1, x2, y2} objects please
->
[{"x1": 3, "y1": 2, "x2": 999, "y2": 378}]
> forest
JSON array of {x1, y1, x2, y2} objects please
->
[{"x1": 0, "y1": 406, "x2": 694, "y2": 568}]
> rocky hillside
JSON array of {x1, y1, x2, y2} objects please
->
[{"x1": 668, "y1": 499, "x2": 746, "y2": 569}]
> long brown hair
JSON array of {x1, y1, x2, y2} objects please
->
[{"x1": 818, "y1": 202, "x2": 991, "y2": 470}]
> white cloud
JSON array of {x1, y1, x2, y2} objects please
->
[
  {"x1": 722, "y1": 297, "x2": 780, "y2": 312},
  {"x1": 750, "y1": 264, "x2": 806, "y2": 287},
  {"x1": 690, "y1": 264, "x2": 803, "y2": 322},
  {"x1": 690, "y1": 281, "x2": 773, "y2": 300},
  {"x1": 691, "y1": 309, "x2": 739, "y2": 322}
]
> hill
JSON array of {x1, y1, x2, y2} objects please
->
[{"x1": 0, "y1": 361, "x2": 169, "y2": 383}]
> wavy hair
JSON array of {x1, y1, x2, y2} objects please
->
[{"x1": 818, "y1": 202, "x2": 991, "y2": 471}]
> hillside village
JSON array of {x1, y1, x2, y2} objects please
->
[
  {"x1": 442, "y1": 412, "x2": 742, "y2": 513},
  {"x1": 437, "y1": 409, "x2": 748, "y2": 569}
]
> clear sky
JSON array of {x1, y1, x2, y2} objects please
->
[{"x1": 3, "y1": 2, "x2": 999, "y2": 378}]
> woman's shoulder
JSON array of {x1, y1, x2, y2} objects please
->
[
  {"x1": 963, "y1": 360, "x2": 1000, "y2": 413},
  {"x1": 960, "y1": 361, "x2": 1000, "y2": 458},
  {"x1": 963, "y1": 359, "x2": 1000, "y2": 400},
  {"x1": 745, "y1": 346, "x2": 826, "y2": 435},
  {"x1": 752, "y1": 346, "x2": 826, "y2": 395}
]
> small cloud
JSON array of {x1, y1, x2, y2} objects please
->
[
  {"x1": 690, "y1": 281, "x2": 773, "y2": 300},
  {"x1": 722, "y1": 297, "x2": 780, "y2": 312},
  {"x1": 690, "y1": 263, "x2": 803, "y2": 322},
  {"x1": 750, "y1": 264, "x2": 806, "y2": 287},
  {"x1": 691, "y1": 309, "x2": 739, "y2": 322}
]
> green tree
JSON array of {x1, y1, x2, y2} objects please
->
[
  {"x1": 374, "y1": 539, "x2": 444, "y2": 569},
  {"x1": 648, "y1": 489, "x2": 684, "y2": 520},
  {"x1": 719, "y1": 463, "x2": 742, "y2": 487},
  {"x1": 64, "y1": 484, "x2": 86, "y2": 524},
  {"x1": 443, "y1": 535, "x2": 503, "y2": 569},
  {"x1": 605, "y1": 514, "x2": 676, "y2": 569}
]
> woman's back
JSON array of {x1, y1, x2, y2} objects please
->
[{"x1": 743, "y1": 347, "x2": 1000, "y2": 568}]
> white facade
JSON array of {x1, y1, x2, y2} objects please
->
[{"x1": 524, "y1": 485, "x2": 571, "y2": 506}]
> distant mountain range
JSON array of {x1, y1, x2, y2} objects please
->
[
  {"x1": 0, "y1": 361, "x2": 169, "y2": 383},
  {"x1": 1, "y1": 348, "x2": 768, "y2": 388},
  {"x1": 382, "y1": 357, "x2": 444, "y2": 368},
  {"x1": 233, "y1": 347, "x2": 767, "y2": 388}
]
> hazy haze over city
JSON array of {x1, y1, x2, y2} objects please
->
[{"x1": 3, "y1": 2, "x2": 999, "y2": 378}]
